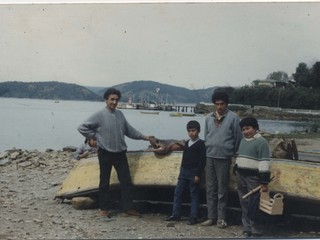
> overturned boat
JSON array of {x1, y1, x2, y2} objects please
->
[{"x1": 55, "y1": 149, "x2": 320, "y2": 215}]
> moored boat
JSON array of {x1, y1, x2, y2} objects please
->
[
  {"x1": 169, "y1": 112, "x2": 196, "y2": 117},
  {"x1": 140, "y1": 111, "x2": 160, "y2": 115}
]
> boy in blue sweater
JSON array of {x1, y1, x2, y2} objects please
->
[
  {"x1": 235, "y1": 117, "x2": 271, "y2": 238},
  {"x1": 164, "y1": 120, "x2": 206, "y2": 225}
]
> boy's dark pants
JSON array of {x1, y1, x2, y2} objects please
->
[
  {"x1": 236, "y1": 172, "x2": 263, "y2": 235},
  {"x1": 98, "y1": 148, "x2": 134, "y2": 211},
  {"x1": 172, "y1": 167, "x2": 200, "y2": 219}
]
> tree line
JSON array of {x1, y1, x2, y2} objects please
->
[{"x1": 222, "y1": 61, "x2": 320, "y2": 110}]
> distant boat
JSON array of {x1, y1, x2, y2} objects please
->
[
  {"x1": 169, "y1": 112, "x2": 196, "y2": 117},
  {"x1": 54, "y1": 100, "x2": 60, "y2": 103},
  {"x1": 140, "y1": 111, "x2": 160, "y2": 115},
  {"x1": 169, "y1": 112, "x2": 183, "y2": 117}
]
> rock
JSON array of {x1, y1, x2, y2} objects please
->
[
  {"x1": 0, "y1": 152, "x2": 9, "y2": 159},
  {"x1": 10, "y1": 151, "x2": 21, "y2": 160},
  {"x1": 63, "y1": 146, "x2": 77, "y2": 152},
  {"x1": 0, "y1": 158, "x2": 11, "y2": 166},
  {"x1": 71, "y1": 197, "x2": 97, "y2": 210},
  {"x1": 18, "y1": 161, "x2": 33, "y2": 168}
]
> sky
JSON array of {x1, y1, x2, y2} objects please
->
[{"x1": 1, "y1": 1, "x2": 320, "y2": 89}]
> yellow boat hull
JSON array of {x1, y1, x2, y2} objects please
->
[{"x1": 55, "y1": 151, "x2": 320, "y2": 202}]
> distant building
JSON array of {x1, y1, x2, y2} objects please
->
[{"x1": 253, "y1": 79, "x2": 288, "y2": 88}]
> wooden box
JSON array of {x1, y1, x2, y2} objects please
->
[{"x1": 259, "y1": 191, "x2": 284, "y2": 215}]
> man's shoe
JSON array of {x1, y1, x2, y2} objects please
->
[
  {"x1": 100, "y1": 210, "x2": 110, "y2": 217},
  {"x1": 164, "y1": 215, "x2": 180, "y2": 221},
  {"x1": 201, "y1": 219, "x2": 215, "y2": 226},
  {"x1": 252, "y1": 233, "x2": 263, "y2": 238},
  {"x1": 217, "y1": 219, "x2": 227, "y2": 229},
  {"x1": 187, "y1": 217, "x2": 198, "y2": 225},
  {"x1": 125, "y1": 209, "x2": 142, "y2": 217},
  {"x1": 243, "y1": 231, "x2": 252, "y2": 238}
]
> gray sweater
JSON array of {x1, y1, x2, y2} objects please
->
[
  {"x1": 204, "y1": 110, "x2": 243, "y2": 159},
  {"x1": 78, "y1": 108, "x2": 145, "y2": 152}
]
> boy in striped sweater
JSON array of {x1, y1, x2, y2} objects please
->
[{"x1": 235, "y1": 117, "x2": 271, "y2": 238}]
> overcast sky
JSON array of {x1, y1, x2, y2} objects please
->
[{"x1": 1, "y1": 2, "x2": 320, "y2": 89}]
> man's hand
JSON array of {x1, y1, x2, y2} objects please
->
[
  {"x1": 194, "y1": 176, "x2": 200, "y2": 184},
  {"x1": 260, "y1": 184, "x2": 268, "y2": 192}
]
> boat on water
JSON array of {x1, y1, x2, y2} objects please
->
[
  {"x1": 140, "y1": 111, "x2": 160, "y2": 115},
  {"x1": 55, "y1": 151, "x2": 320, "y2": 206},
  {"x1": 169, "y1": 112, "x2": 196, "y2": 117}
]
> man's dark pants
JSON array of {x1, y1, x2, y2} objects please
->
[{"x1": 98, "y1": 148, "x2": 134, "y2": 211}]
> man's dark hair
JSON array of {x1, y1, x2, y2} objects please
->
[
  {"x1": 239, "y1": 117, "x2": 259, "y2": 130},
  {"x1": 104, "y1": 88, "x2": 121, "y2": 100},
  {"x1": 187, "y1": 120, "x2": 201, "y2": 132},
  {"x1": 211, "y1": 90, "x2": 229, "y2": 104}
]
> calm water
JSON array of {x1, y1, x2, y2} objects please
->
[{"x1": 0, "y1": 98, "x2": 312, "y2": 152}]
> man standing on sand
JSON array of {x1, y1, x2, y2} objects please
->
[
  {"x1": 201, "y1": 90, "x2": 243, "y2": 229},
  {"x1": 78, "y1": 88, "x2": 153, "y2": 219}
]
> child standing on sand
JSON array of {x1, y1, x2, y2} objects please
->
[
  {"x1": 234, "y1": 117, "x2": 271, "y2": 238},
  {"x1": 164, "y1": 120, "x2": 206, "y2": 225}
]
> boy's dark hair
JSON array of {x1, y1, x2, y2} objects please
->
[
  {"x1": 104, "y1": 88, "x2": 121, "y2": 100},
  {"x1": 211, "y1": 90, "x2": 229, "y2": 104},
  {"x1": 239, "y1": 117, "x2": 259, "y2": 130},
  {"x1": 187, "y1": 120, "x2": 201, "y2": 132}
]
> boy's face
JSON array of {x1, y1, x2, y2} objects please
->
[
  {"x1": 241, "y1": 126, "x2": 257, "y2": 139},
  {"x1": 89, "y1": 139, "x2": 97, "y2": 147},
  {"x1": 188, "y1": 128, "x2": 199, "y2": 140}
]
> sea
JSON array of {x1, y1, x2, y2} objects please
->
[{"x1": 0, "y1": 98, "x2": 312, "y2": 152}]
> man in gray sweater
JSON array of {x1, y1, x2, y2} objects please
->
[
  {"x1": 201, "y1": 90, "x2": 243, "y2": 229},
  {"x1": 78, "y1": 88, "x2": 152, "y2": 218}
]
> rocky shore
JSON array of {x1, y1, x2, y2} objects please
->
[{"x1": 1, "y1": 142, "x2": 320, "y2": 239}]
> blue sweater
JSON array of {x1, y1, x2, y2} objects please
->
[
  {"x1": 204, "y1": 110, "x2": 243, "y2": 159},
  {"x1": 181, "y1": 139, "x2": 206, "y2": 178}
]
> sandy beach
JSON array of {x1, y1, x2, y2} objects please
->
[{"x1": 1, "y1": 138, "x2": 320, "y2": 239}]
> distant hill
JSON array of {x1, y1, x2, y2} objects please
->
[
  {"x1": 85, "y1": 86, "x2": 106, "y2": 95},
  {"x1": 0, "y1": 80, "x2": 216, "y2": 103},
  {"x1": 99, "y1": 80, "x2": 216, "y2": 104},
  {"x1": 0, "y1": 81, "x2": 102, "y2": 101}
]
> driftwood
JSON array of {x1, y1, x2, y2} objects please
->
[
  {"x1": 242, "y1": 177, "x2": 275, "y2": 199},
  {"x1": 148, "y1": 137, "x2": 185, "y2": 154}
]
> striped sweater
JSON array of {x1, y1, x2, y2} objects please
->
[{"x1": 235, "y1": 133, "x2": 271, "y2": 184}]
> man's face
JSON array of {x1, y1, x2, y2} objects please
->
[
  {"x1": 214, "y1": 100, "x2": 227, "y2": 115},
  {"x1": 105, "y1": 94, "x2": 119, "y2": 110}
]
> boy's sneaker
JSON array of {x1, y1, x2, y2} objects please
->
[
  {"x1": 217, "y1": 219, "x2": 227, "y2": 229},
  {"x1": 252, "y1": 233, "x2": 263, "y2": 238},
  {"x1": 100, "y1": 210, "x2": 110, "y2": 217},
  {"x1": 164, "y1": 215, "x2": 180, "y2": 221},
  {"x1": 187, "y1": 217, "x2": 198, "y2": 225}
]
